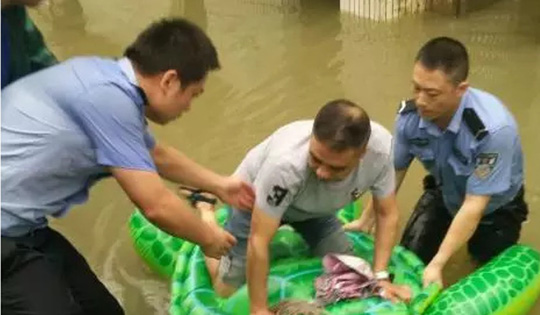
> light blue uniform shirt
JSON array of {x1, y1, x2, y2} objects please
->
[
  {"x1": 394, "y1": 88, "x2": 523, "y2": 215},
  {"x1": 1, "y1": 57, "x2": 156, "y2": 237}
]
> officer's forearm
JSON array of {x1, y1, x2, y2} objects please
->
[
  {"x1": 152, "y1": 143, "x2": 226, "y2": 193},
  {"x1": 373, "y1": 195, "x2": 399, "y2": 272},
  {"x1": 112, "y1": 168, "x2": 214, "y2": 247},
  {"x1": 431, "y1": 195, "x2": 489, "y2": 267}
]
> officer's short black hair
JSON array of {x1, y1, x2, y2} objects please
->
[
  {"x1": 124, "y1": 18, "x2": 220, "y2": 87},
  {"x1": 416, "y1": 37, "x2": 469, "y2": 85},
  {"x1": 313, "y1": 99, "x2": 371, "y2": 151}
]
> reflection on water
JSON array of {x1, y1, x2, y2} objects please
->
[{"x1": 29, "y1": 0, "x2": 540, "y2": 313}]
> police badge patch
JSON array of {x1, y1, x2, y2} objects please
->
[
  {"x1": 267, "y1": 185, "x2": 288, "y2": 207},
  {"x1": 474, "y1": 153, "x2": 498, "y2": 179}
]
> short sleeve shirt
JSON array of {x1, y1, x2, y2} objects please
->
[
  {"x1": 393, "y1": 88, "x2": 523, "y2": 215},
  {"x1": 1, "y1": 57, "x2": 156, "y2": 236},
  {"x1": 228, "y1": 120, "x2": 395, "y2": 238}
]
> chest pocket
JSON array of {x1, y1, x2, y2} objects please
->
[
  {"x1": 448, "y1": 151, "x2": 474, "y2": 176},
  {"x1": 409, "y1": 146, "x2": 435, "y2": 171}
]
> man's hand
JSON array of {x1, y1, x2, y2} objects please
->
[
  {"x1": 343, "y1": 197, "x2": 376, "y2": 234},
  {"x1": 200, "y1": 226, "x2": 237, "y2": 259},
  {"x1": 343, "y1": 215, "x2": 375, "y2": 234},
  {"x1": 217, "y1": 176, "x2": 255, "y2": 211},
  {"x1": 423, "y1": 261, "x2": 444, "y2": 288},
  {"x1": 177, "y1": 187, "x2": 236, "y2": 259},
  {"x1": 420, "y1": 194, "x2": 489, "y2": 289},
  {"x1": 378, "y1": 280, "x2": 412, "y2": 303},
  {"x1": 151, "y1": 144, "x2": 255, "y2": 210}
]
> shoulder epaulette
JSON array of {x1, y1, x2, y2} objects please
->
[
  {"x1": 463, "y1": 108, "x2": 488, "y2": 141},
  {"x1": 397, "y1": 99, "x2": 417, "y2": 114}
]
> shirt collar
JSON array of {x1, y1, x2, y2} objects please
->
[
  {"x1": 446, "y1": 90, "x2": 469, "y2": 134},
  {"x1": 418, "y1": 116, "x2": 441, "y2": 137},
  {"x1": 117, "y1": 57, "x2": 148, "y2": 105},
  {"x1": 118, "y1": 57, "x2": 138, "y2": 85}
]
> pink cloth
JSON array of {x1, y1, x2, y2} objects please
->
[{"x1": 314, "y1": 254, "x2": 382, "y2": 305}]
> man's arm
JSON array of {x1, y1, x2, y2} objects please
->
[
  {"x1": 343, "y1": 167, "x2": 409, "y2": 233},
  {"x1": 345, "y1": 110, "x2": 412, "y2": 233},
  {"x1": 371, "y1": 191, "x2": 412, "y2": 302},
  {"x1": 151, "y1": 143, "x2": 254, "y2": 210},
  {"x1": 245, "y1": 157, "x2": 298, "y2": 313},
  {"x1": 372, "y1": 193, "x2": 399, "y2": 273},
  {"x1": 247, "y1": 207, "x2": 280, "y2": 314},
  {"x1": 424, "y1": 126, "x2": 517, "y2": 286},
  {"x1": 423, "y1": 194, "x2": 489, "y2": 287},
  {"x1": 356, "y1": 149, "x2": 412, "y2": 302},
  {"x1": 360, "y1": 167, "x2": 409, "y2": 229},
  {"x1": 152, "y1": 142, "x2": 228, "y2": 192},
  {"x1": 112, "y1": 167, "x2": 236, "y2": 259}
]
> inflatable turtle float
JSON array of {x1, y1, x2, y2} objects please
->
[{"x1": 128, "y1": 203, "x2": 540, "y2": 314}]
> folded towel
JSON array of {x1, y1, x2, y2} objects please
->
[{"x1": 315, "y1": 254, "x2": 382, "y2": 305}]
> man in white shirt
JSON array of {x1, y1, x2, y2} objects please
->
[{"x1": 194, "y1": 99, "x2": 411, "y2": 315}]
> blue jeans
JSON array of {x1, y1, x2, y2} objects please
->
[{"x1": 219, "y1": 211, "x2": 352, "y2": 288}]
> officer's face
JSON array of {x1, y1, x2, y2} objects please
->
[
  {"x1": 412, "y1": 62, "x2": 467, "y2": 123},
  {"x1": 145, "y1": 70, "x2": 206, "y2": 125},
  {"x1": 308, "y1": 137, "x2": 364, "y2": 182}
]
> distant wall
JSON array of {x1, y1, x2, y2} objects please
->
[
  {"x1": 340, "y1": 0, "x2": 428, "y2": 21},
  {"x1": 339, "y1": 0, "x2": 507, "y2": 20}
]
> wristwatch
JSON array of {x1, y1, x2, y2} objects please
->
[{"x1": 374, "y1": 270, "x2": 390, "y2": 281}]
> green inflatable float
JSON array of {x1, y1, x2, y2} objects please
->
[{"x1": 129, "y1": 203, "x2": 540, "y2": 314}]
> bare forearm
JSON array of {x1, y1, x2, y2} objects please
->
[
  {"x1": 431, "y1": 202, "x2": 484, "y2": 267},
  {"x1": 112, "y1": 167, "x2": 217, "y2": 247},
  {"x1": 373, "y1": 202, "x2": 398, "y2": 272},
  {"x1": 153, "y1": 143, "x2": 225, "y2": 192},
  {"x1": 247, "y1": 239, "x2": 270, "y2": 312},
  {"x1": 143, "y1": 190, "x2": 213, "y2": 247}
]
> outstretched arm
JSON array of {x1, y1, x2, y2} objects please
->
[
  {"x1": 247, "y1": 207, "x2": 280, "y2": 314},
  {"x1": 151, "y1": 142, "x2": 254, "y2": 210},
  {"x1": 423, "y1": 194, "x2": 489, "y2": 287}
]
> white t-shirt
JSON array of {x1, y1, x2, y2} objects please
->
[{"x1": 234, "y1": 120, "x2": 395, "y2": 222}]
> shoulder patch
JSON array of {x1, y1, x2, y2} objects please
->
[
  {"x1": 266, "y1": 185, "x2": 289, "y2": 207},
  {"x1": 463, "y1": 108, "x2": 488, "y2": 141},
  {"x1": 474, "y1": 153, "x2": 498, "y2": 179},
  {"x1": 397, "y1": 99, "x2": 417, "y2": 114}
]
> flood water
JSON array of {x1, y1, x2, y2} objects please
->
[{"x1": 28, "y1": 0, "x2": 540, "y2": 313}]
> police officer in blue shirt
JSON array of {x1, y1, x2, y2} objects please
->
[
  {"x1": 346, "y1": 37, "x2": 528, "y2": 288},
  {"x1": 1, "y1": 18, "x2": 254, "y2": 314}
]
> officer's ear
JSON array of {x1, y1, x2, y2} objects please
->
[
  {"x1": 159, "y1": 69, "x2": 181, "y2": 95},
  {"x1": 455, "y1": 81, "x2": 469, "y2": 98}
]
